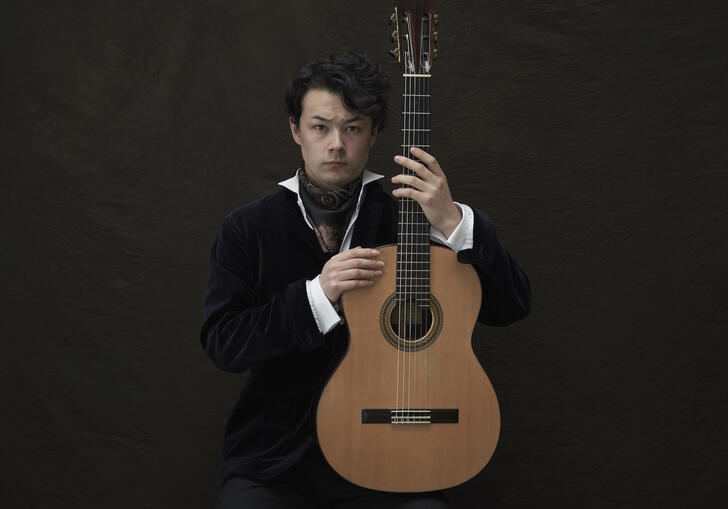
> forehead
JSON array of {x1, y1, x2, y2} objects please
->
[{"x1": 301, "y1": 89, "x2": 369, "y2": 123}]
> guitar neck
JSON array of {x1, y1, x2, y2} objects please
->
[{"x1": 396, "y1": 73, "x2": 432, "y2": 303}]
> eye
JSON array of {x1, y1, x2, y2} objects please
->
[
  {"x1": 345, "y1": 125, "x2": 361, "y2": 133},
  {"x1": 313, "y1": 124, "x2": 327, "y2": 132}
]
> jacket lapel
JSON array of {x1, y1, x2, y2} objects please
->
[
  {"x1": 350, "y1": 184, "x2": 396, "y2": 249},
  {"x1": 280, "y1": 189, "x2": 327, "y2": 257}
]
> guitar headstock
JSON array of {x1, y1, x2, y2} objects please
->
[{"x1": 389, "y1": 0, "x2": 438, "y2": 74}]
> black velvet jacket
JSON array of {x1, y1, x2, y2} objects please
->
[{"x1": 201, "y1": 180, "x2": 531, "y2": 482}]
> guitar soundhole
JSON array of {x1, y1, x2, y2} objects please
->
[{"x1": 379, "y1": 293, "x2": 443, "y2": 351}]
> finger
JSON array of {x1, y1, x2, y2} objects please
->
[
  {"x1": 336, "y1": 247, "x2": 380, "y2": 261},
  {"x1": 391, "y1": 174, "x2": 432, "y2": 191},
  {"x1": 338, "y1": 268, "x2": 383, "y2": 281},
  {"x1": 336, "y1": 257, "x2": 384, "y2": 271},
  {"x1": 409, "y1": 147, "x2": 444, "y2": 177},
  {"x1": 394, "y1": 155, "x2": 433, "y2": 181},
  {"x1": 337, "y1": 279, "x2": 377, "y2": 293},
  {"x1": 391, "y1": 186, "x2": 428, "y2": 205}
]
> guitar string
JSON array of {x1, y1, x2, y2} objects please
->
[
  {"x1": 424, "y1": 71, "x2": 431, "y2": 415},
  {"x1": 395, "y1": 70, "x2": 407, "y2": 422},
  {"x1": 399, "y1": 73, "x2": 433, "y2": 422},
  {"x1": 404, "y1": 70, "x2": 410, "y2": 422},
  {"x1": 420, "y1": 70, "x2": 432, "y2": 408},
  {"x1": 405, "y1": 71, "x2": 411, "y2": 422},
  {"x1": 405, "y1": 70, "x2": 413, "y2": 422},
  {"x1": 413, "y1": 71, "x2": 421, "y2": 419},
  {"x1": 411, "y1": 72, "x2": 416, "y2": 421},
  {"x1": 416, "y1": 71, "x2": 423, "y2": 417},
  {"x1": 394, "y1": 71, "x2": 408, "y2": 420},
  {"x1": 415, "y1": 70, "x2": 430, "y2": 408}
]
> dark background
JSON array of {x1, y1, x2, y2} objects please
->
[{"x1": 2, "y1": 1, "x2": 726, "y2": 507}]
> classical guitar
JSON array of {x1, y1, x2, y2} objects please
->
[{"x1": 316, "y1": 0, "x2": 500, "y2": 493}]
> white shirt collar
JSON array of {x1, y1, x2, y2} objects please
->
[{"x1": 278, "y1": 169, "x2": 383, "y2": 194}]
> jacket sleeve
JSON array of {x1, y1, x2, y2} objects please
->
[
  {"x1": 200, "y1": 216, "x2": 326, "y2": 373},
  {"x1": 457, "y1": 208, "x2": 532, "y2": 326}
]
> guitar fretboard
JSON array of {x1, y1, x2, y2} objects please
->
[{"x1": 397, "y1": 73, "x2": 431, "y2": 309}]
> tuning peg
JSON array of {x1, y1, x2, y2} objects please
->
[
  {"x1": 389, "y1": 12, "x2": 397, "y2": 25},
  {"x1": 433, "y1": 31, "x2": 438, "y2": 42},
  {"x1": 433, "y1": 13, "x2": 439, "y2": 25},
  {"x1": 389, "y1": 47, "x2": 400, "y2": 59},
  {"x1": 433, "y1": 48, "x2": 438, "y2": 60},
  {"x1": 391, "y1": 30, "x2": 397, "y2": 43}
]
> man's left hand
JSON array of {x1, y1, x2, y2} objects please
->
[{"x1": 391, "y1": 147, "x2": 462, "y2": 238}]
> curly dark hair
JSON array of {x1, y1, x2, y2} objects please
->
[{"x1": 285, "y1": 52, "x2": 390, "y2": 132}]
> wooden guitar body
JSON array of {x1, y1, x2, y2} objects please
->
[{"x1": 316, "y1": 245, "x2": 500, "y2": 492}]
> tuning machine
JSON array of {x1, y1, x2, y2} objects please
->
[{"x1": 432, "y1": 13, "x2": 439, "y2": 60}]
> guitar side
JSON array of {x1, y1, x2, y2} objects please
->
[{"x1": 316, "y1": 245, "x2": 500, "y2": 493}]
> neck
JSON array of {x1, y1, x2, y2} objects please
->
[
  {"x1": 396, "y1": 72, "x2": 432, "y2": 304},
  {"x1": 303, "y1": 168, "x2": 364, "y2": 192}
]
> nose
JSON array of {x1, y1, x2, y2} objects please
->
[{"x1": 328, "y1": 129, "x2": 345, "y2": 153}]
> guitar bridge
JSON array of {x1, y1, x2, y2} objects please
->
[{"x1": 361, "y1": 408, "x2": 458, "y2": 424}]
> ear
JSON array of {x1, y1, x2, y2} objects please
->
[
  {"x1": 369, "y1": 125, "x2": 379, "y2": 148},
  {"x1": 289, "y1": 117, "x2": 302, "y2": 146}
]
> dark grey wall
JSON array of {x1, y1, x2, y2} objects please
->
[{"x1": 2, "y1": 1, "x2": 726, "y2": 507}]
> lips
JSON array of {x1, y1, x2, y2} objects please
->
[{"x1": 325, "y1": 161, "x2": 346, "y2": 166}]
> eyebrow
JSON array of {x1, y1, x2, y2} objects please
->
[{"x1": 310, "y1": 115, "x2": 363, "y2": 123}]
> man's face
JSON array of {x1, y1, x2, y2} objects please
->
[{"x1": 290, "y1": 88, "x2": 378, "y2": 191}]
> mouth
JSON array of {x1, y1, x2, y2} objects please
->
[{"x1": 324, "y1": 161, "x2": 347, "y2": 166}]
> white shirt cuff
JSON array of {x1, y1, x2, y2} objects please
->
[
  {"x1": 306, "y1": 275, "x2": 343, "y2": 334},
  {"x1": 429, "y1": 202, "x2": 474, "y2": 252}
]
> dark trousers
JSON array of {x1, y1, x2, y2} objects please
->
[{"x1": 215, "y1": 446, "x2": 450, "y2": 509}]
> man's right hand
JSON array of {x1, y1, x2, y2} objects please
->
[{"x1": 319, "y1": 247, "x2": 384, "y2": 303}]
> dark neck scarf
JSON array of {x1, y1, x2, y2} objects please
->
[{"x1": 298, "y1": 169, "x2": 362, "y2": 253}]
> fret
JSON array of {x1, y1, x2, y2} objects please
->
[
  {"x1": 402, "y1": 93, "x2": 431, "y2": 97},
  {"x1": 402, "y1": 112, "x2": 430, "y2": 115},
  {"x1": 401, "y1": 128, "x2": 431, "y2": 132},
  {"x1": 401, "y1": 144, "x2": 431, "y2": 148}
]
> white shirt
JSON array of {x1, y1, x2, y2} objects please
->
[{"x1": 279, "y1": 170, "x2": 475, "y2": 334}]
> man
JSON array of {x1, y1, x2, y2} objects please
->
[{"x1": 202, "y1": 53, "x2": 531, "y2": 508}]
